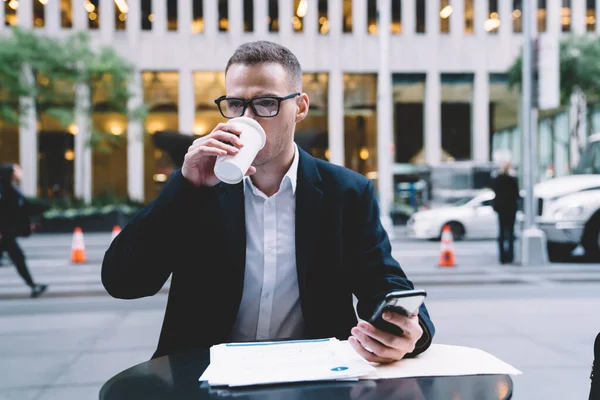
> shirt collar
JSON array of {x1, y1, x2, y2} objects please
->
[{"x1": 244, "y1": 143, "x2": 299, "y2": 196}]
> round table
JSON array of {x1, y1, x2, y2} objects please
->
[{"x1": 99, "y1": 348, "x2": 513, "y2": 400}]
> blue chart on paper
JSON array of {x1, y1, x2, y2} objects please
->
[{"x1": 330, "y1": 366, "x2": 349, "y2": 372}]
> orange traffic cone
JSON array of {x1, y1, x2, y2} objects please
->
[
  {"x1": 438, "y1": 225, "x2": 456, "y2": 267},
  {"x1": 110, "y1": 225, "x2": 121, "y2": 243},
  {"x1": 71, "y1": 227, "x2": 86, "y2": 264}
]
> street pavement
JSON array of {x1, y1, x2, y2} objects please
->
[{"x1": 0, "y1": 228, "x2": 598, "y2": 399}]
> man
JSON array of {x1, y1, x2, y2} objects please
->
[
  {"x1": 491, "y1": 161, "x2": 520, "y2": 264},
  {"x1": 102, "y1": 41, "x2": 435, "y2": 363}
]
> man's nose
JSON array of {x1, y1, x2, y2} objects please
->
[{"x1": 243, "y1": 106, "x2": 258, "y2": 119}]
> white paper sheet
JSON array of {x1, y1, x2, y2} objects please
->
[
  {"x1": 336, "y1": 343, "x2": 522, "y2": 380},
  {"x1": 198, "y1": 338, "x2": 376, "y2": 387}
]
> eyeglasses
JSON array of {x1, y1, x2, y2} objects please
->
[{"x1": 214, "y1": 92, "x2": 301, "y2": 119}]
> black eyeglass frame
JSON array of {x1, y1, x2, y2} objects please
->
[{"x1": 214, "y1": 92, "x2": 301, "y2": 119}]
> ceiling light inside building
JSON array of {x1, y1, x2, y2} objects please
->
[
  {"x1": 439, "y1": 5, "x2": 453, "y2": 19},
  {"x1": 114, "y1": 0, "x2": 129, "y2": 14},
  {"x1": 296, "y1": 0, "x2": 307, "y2": 18}
]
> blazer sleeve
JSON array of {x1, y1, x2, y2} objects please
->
[
  {"x1": 351, "y1": 179, "x2": 435, "y2": 357},
  {"x1": 101, "y1": 170, "x2": 214, "y2": 299}
]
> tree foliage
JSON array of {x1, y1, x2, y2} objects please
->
[
  {"x1": 0, "y1": 27, "x2": 147, "y2": 152},
  {"x1": 507, "y1": 35, "x2": 600, "y2": 105}
]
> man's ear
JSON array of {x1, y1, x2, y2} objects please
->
[{"x1": 296, "y1": 93, "x2": 309, "y2": 123}]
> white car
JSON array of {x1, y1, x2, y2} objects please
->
[{"x1": 407, "y1": 190, "x2": 520, "y2": 241}]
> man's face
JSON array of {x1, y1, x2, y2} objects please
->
[{"x1": 224, "y1": 62, "x2": 308, "y2": 167}]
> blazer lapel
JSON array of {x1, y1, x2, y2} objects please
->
[{"x1": 295, "y1": 148, "x2": 323, "y2": 333}]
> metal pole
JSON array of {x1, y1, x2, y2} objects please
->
[
  {"x1": 520, "y1": 0, "x2": 548, "y2": 265},
  {"x1": 377, "y1": 0, "x2": 395, "y2": 239}
]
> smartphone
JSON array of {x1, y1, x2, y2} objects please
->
[{"x1": 369, "y1": 289, "x2": 427, "y2": 336}]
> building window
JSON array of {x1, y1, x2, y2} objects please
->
[
  {"x1": 367, "y1": 0, "x2": 378, "y2": 34},
  {"x1": 192, "y1": 0, "x2": 204, "y2": 32},
  {"x1": 142, "y1": 0, "x2": 152, "y2": 30},
  {"x1": 167, "y1": 0, "x2": 178, "y2": 30},
  {"x1": 513, "y1": 0, "x2": 522, "y2": 33},
  {"x1": 538, "y1": 0, "x2": 547, "y2": 32},
  {"x1": 269, "y1": 0, "x2": 279, "y2": 31},
  {"x1": 33, "y1": 0, "x2": 45, "y2": 27},
  {"x1": 293, "y1": 0, "x2": 307, "y2": 32},
  {"x1": 87, "y1": 0, "x2": 100, "y2": 29},
  {"x1": 391, "y1": 0, "x2": 401, "y2": 33},
  {"x1": 440, "y1": 0, "x2": 451, "y2": 33},
  {"x1": 318, "y1": 0, "x2": 328, "y2": 33},
  {"x1": 61, "y1": 0, "x2": 73, "y2": 28},
  {"x1": 464, "y1": 0, "x2": 474, "y2": 33},
  {"x1": 416, "y1": 0, "x2": 425, "y2": 33},
  {"x1": 587, "y1": 0, "x2": 596, "y2": 31},
  {"x1": 218, "y1": 0, "x2": 228, "y2": 31},
  {"x1": 486, "y1": 0, "x2": 500, "y2": 33},
  {"x1": 244, "y1": 0, "x2": 254, "y2": 32},
  {"x1": 4, "y1": 0, "x2": 18, "y2": 26},
  {"x1": 115, "y1": 0, "x2": 127, "y2": 30},
  {"x1": 562, "y1": 0, "x2": 571, "y2": 32},
  {"x1": 343, "y1": 0, "x2": 352, "y2": 32}
]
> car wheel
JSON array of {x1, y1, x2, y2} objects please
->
[
  {"x1": 547, "y1": 242, "x2": 577, "y2": 262},
  {"x1": 582, "y1": 216, "x2": 600, "y2": 261},
  {"x1": 445, "y1": 222, "x2": 465, "y2": 241}
]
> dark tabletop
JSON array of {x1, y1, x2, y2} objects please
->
[{"x1": 99, "y1": 348, "x2": 513, "y2": 400}]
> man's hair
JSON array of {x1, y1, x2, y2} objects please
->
[{"x1": 225, "y1": 41, "x2": 302, "y2": 91}]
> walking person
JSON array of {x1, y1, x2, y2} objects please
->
[
  {"x1": 491, "y1": 160, "x2": 520, "y2": 264},
  {"x1": 0, "y1": 163, "x2": 48, "y2": 298}
]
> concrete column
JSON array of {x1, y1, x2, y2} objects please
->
[
  {"x1": 205, "y1": 0, "x2": 218, "y2": 37},
  {"x1": 498, "y1": 0, "x2": 511, "y2": 37},
  {"x1": 377, "y1": 0, "x2": 395, "y2": 238},
  {"x1": 305, "y1": 0, "x2": 318, "y2": 34},
  {"x1": 229, "y1": 0, "x2": 243, "y2": 37},
  {"x1": 473, "y1": 70, "x2": 490, "y2": 162},
  {"x1": 73, "y1": 0, "x2": 88, "y2": 30},
  {"x1": 128, "y1": 0, "x2": 141, "y2": 43},
  {"x1": 449, "y1": 0, "x2": 464, "y2": 36},
  {"x1": 152, "y1": 0, "x2": 167, "y2": 34},
  {"x1": 546, "y1": 0, "x2": 561, "y2": 35},
  {"x1": 254, "y1": 0, "x2": 267, "y2": 36},
  {"x1": 127, "y1": 71, "x2": 145, "y2": 202},
  {"x1": 19, "y1": 66, "x2": 37, "y2": 198},
  {"x1": 402, "y1": 0, "x2": 415, "y2": 35},
  {"x1": 328, "y1": 0, "x2": 344, "y2": 167},
  {"x1": 179, "y1": 0, "x2": 192, "y2": 33},
  {"x1": 474, "y1": 0, "x2": 487, "y2": 36},
  {"x1": 74, "y1": 83, "x2": 93, "y2": 204},
  {"x1": 178, "y1": 69, "x2": 195, "y2": 135},
  {"x1": 100, "y1": 0, "x2": 115, "y2": 43},
  {"x1": 45, "y1": 0, "x2": 61, "y2": 32},
  {"x1": 18, "y1": 0, "x2": 33, "y2": 28},
  {"x1": 426, "y1": 0, "x2": 439, "y2": 35},
  {"x1": 571, "y1": 0, "x2": 586, "y2": 34},
  {"x1": 352, "y1": 0, "x2": 366, "y2": 34},
  {"x1": 425, "y1": 70, "x2": 441, "y2": 165},
  {"x1": 280, "y1": 0, "x2": 293, "y2": 38}
]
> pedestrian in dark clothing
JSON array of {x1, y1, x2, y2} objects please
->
[
  {"x1": 0, "y1": 163, "x2": 48, "y2": 298},
  {"x1": 491, "y1": 161, "x2": 520, "y2": 264},
  {"x1": 590, "y1": 332, "x2": 599, "y2": 400}
]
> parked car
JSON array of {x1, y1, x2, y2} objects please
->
[{"x1": 407, "y1": 190, "x2": 522, "y2": 241}]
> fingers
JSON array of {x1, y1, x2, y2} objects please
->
[
  {"x1": 381, "y1": 311, "x2": 422, "y2": 339},
  {"x1": 354, "y1": 321, "x2": 417, "y2": 356},
  {"x1": 350, "y1": 326, "x2": 406, "y2": 362},
  {"x1": 348, "y1": 336, "x2": 396, "y2": 364}
]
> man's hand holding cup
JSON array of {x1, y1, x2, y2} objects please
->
[{"x1": 181, "y1": 121, "x2": 256, "y2": 187}]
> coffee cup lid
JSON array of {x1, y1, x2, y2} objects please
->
[{"x1": 227, "y1": 117, "x2": 266, "y2": 149}]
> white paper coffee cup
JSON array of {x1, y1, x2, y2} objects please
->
[{"x1": 213, "y1": 117, "x2": 266, "y2": 184}]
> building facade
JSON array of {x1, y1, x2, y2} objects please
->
[{"x1": 0, "y1": 0, "x2": 598, "y2": 209}]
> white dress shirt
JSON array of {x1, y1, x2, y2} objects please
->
[{"x1": 230, "y1": 144, "x2": 305, "y2": 342}]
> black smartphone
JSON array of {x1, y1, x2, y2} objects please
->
[{"x1": 368, "y1": 289, "x2": 427, "y2": 336}]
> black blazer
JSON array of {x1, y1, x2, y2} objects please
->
[
  {"x1": 491, "y1": 173, "x2": 520, "y2": 216},
  {"x1": 0, "y1": 184, "x2": 32, "y2": 238},
  {"x1": 102, "y1": 148, "x2": 435, "y2": 359}
]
